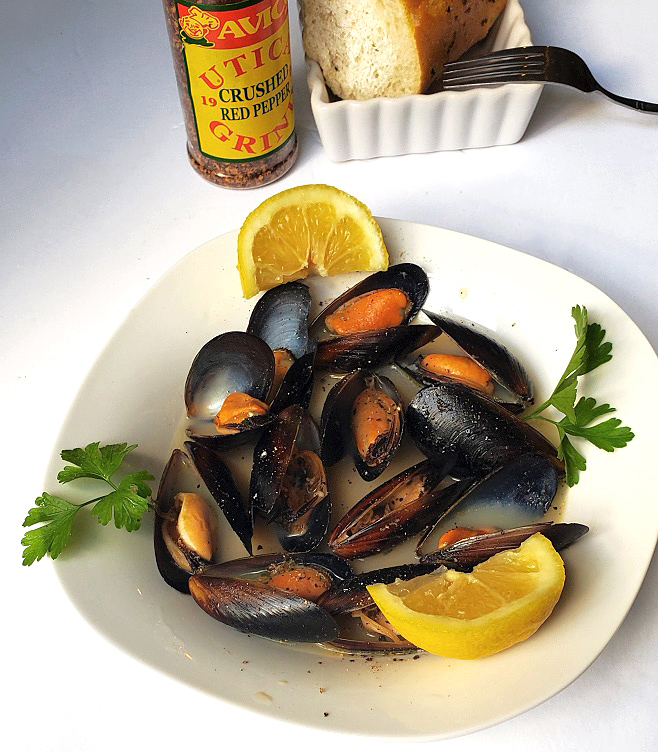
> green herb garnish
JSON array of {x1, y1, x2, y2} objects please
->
[
  {"x1": 523, "y1": 306, "x2": 634, "y2": 486},
  {"x1": 21, "y1": 442, "x2": 154, "y2": 566}
]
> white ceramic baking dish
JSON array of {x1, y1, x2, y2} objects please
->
[{"x1": 302, "y1": 0, "x2": 543, "y2": 161}]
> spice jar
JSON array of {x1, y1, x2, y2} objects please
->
[{"x1": 163, "y1": 0, "x2": 298, "y2": 188}]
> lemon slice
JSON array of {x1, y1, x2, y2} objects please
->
[
  {"x1": 237, "y1": 184, "x2": 388, "y2": 298},
  {"x1": 367, "y1": 533, "x2": 565, "y2": 659}
]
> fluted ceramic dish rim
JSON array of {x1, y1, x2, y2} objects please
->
[
  {"x1": 303, "y1": 0, "x2": 543, "y2": 160},
  {"x1": 49, "y1": 218, "x2": 658, "y2": 740}
]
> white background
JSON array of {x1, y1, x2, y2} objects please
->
[{"x1": 2, "y1": 1, "x2": 656, "y2": 750}]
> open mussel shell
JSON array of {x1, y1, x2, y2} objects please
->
[
  {"x1": 247, "y1": 281, "x2": 312, "y2": 361},
  {"x1": 188, "y1": 552, "x2": 349, "y2": 642},
  {"x1": 154, "y1": 449, "x2": 218, "y2": 593},
  {"x1": 184, "y1": 440, "x2": 252, "y2": 555},
  {"x1": 328, "y1": 456, "x2": 457, "y2": 559},
  {"x1": 315, "y1": 324, "x2": 441, "y2": 373},
  {"x1": 310, "y1": 263, "x2": 430, "y2": 333},
  {"x1": 189, "y1": 575, "x2": 339, "y2": 643},
  {"x1": 420, "y1": 522, "x2": 590, "y2": 570},
  {"x1": 407, "y1": 382, "x2": 563, "y2": 479},
  {"x1": 250, "y1": 405, "x2": 331, "y2": 552},
  {"x1": 184, "y1": 331, "x2": 275, "y2": 447},
  {"x1": 415, "y1": 453, "x2": 561, "y2": 555},
  {"x1": 320, "y1": 369, "x2": 404, "y2": 480},
  {"x1": 419, "y1": 310, "x2": 534, "y2": 402}
]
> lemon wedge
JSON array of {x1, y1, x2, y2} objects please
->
[
  {"x1": 237, "y1": 184, "x2": 388, "y2": 298},
  {"x1": 367, "y1": 533, "x2": 566, "y2": 660}
]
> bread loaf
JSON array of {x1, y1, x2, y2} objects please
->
[{"x1": 300, "y1": 0, "x2": 508, "y2": 100}]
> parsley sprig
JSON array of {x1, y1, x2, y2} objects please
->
[
  {"x1": 21, "y1": 443, "x2": 154, "y2": 566},
  {"x1": 523, "y1": 306, "x2": 634, "y2": 486}
]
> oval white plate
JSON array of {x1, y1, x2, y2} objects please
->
[{"x1": 51, "y1": 220, "x2": 657, "y2": 741}]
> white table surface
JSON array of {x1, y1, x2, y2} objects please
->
[{"x1": 2, "y1": 1, "x2": 657, "y2": 749}]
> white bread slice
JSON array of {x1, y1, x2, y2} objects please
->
[{"x1": 300, "y1": 0, "x2": 508, "y2": 100}]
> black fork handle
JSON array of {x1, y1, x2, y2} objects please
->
[{"x1": 596, "y1": 86, "x2": 658, "y2": 112}]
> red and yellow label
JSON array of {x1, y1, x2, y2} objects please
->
[{"x1": 177, "y1": 0, "x2": 294, "y2": 162}]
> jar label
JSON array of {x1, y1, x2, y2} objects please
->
[{"x1": 176, "y1": 0, "x2": 295, "y2": 163}]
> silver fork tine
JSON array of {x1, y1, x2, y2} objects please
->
[
  {"x1": 442, "y1": 61, "x2": 544, "y2": 81},
  {"x1": 443, "y1": 49, "x2": 544, "y2": 73},
  {"x1": 439, "y1": 46, "x2": 658, "y2": 113}
]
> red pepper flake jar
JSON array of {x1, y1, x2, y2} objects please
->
[{"x1": 163, "y1": 0, "x2": 298, "y2": 188}]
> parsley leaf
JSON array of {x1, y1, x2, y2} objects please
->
[
  {"x1": 91, "y1": 474, "x2": 152, "y2": 531},
  {"x1": 524, "y1": 307, "x2": 633, "y2": 486},
  {"x1": 58, "y1": 442, "x2": 137, "y2": 484},
  {"x1": 21, "y1": 494, "x2": 80, "y2": 565},
  {"x1": 22, "y1": 442, "x2": 154, "y2": 565}
]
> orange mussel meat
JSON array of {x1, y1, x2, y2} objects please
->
[
  {"x1": 325, "y1": 288, "x2": 412, "y2": 335},
  {"x1": 419, "y1": 354, "x2": 494, "y2": 394},
  {"x1": 214, "y1": 392, "x2": 269, "y2": 435}
]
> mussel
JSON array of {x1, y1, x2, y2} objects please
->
[
  {"x1": 154, "y1": 449, "x2": 219, "y2": 593},
  {"x1": 406, "y1": 383, "x2": 563, "y2": 479},
  {"x1": 185, "y1": 331, "x2": 275, "y2": 448},
  {"x1": 320, "y1": 369, "x2": 404, "y2": 480},
  {"x1": 311, "y1": 264, "x2": 440, "y2": 372},
  {"x1": 188, "y1": 553, "x2": 351, "y2": 642},
  {"x1": 414, "y1": 453, "x2": 561, "y2": 556},
  {"x1": 310, "y1": 263, "x2": 430, "y2": 333},
  {"x1": 247, "y1": 281, "x2": 315, "y2": 407},
  {"x1": 420, "y1": 522, "x2": 589, "y2": 570},
  {"x1": 250, "y1": 405, "x2": 331, "y2": 552},
  {"x1": 328, "y1": 457, "x2": 458, "y2": 559},
  {"x1": 402, "y1": 310, "x2": 534, "y2": 402}
]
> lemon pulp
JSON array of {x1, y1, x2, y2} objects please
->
[
  {"x1": 237, "y1": 184, "x2": 388, "y2": 298},
  {"x1": 367, "y1": 533, "x2": 566, "y2": 659}
]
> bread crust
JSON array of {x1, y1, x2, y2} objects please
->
[
  {"x1": 301, "y1": 0, "x2": 508, "y2": 99},
  {"x1": 410, "y1": 0, "x2": 508, "y2": 91}
]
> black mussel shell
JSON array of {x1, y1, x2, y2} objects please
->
[
  {"x1": 310, "y1": 263, "x2": 430, "y2": 333},
  {"x1": 320, "y1": 370, "x2": 369, "y2": 466},
  {"x1": 250, "y1": 405, "x2": 300, "y2": 519},
  {"x1": 421, "y1": 310, "x2": 533, "y2": 402},
  {"x1": 250, "y1": 405, "x2": 331, "y2": 552},
  {"x1": 315, "y1": 324, "x2": 441, "y2": 373},
  {"x1": 191, "y1": 553, "x2": 348, "y2": 644},
  {"x1": 320, "y1": 369, "x2": 404, "y2": 481},
  {"x1": 184, "y1": 440, "x2": 252, "y2": 555},
  {"x1": 269, "y1": 348, "x2": 316, "y2": 414},
  {"x1": 154, "y1": 449, "x2": 216, "y2": 593},
  {"x1": 247, "y1": 281, "x2": 312, "y2": 361},
  {"x1": 318, "y1": 563, "x2": 438, "y2": 615},
  {"x1": 184, "y1": 331, "x2": 274, "y2": 422},
  {"x1": 415, "y1": 453, "x2": 560, "y2": 556},
  {"x1": 328, "y1": 456, "x2": 457, "y2": 559},
  {"x1": 188, "y1": 574, "x2": 339, "y2": 643},
  {"x1": 407, "y1": 383, "x2": 563, "y2": 479},
  {"x1": 420, "y1": 522, "x2": 590, "y2": 570}
]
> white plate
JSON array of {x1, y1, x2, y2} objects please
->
[{"x1": 51, "y1": 220, "x2": 658, "y2": 741}]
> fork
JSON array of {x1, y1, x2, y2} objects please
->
[{"x1": 441, "y1": 46, "x2": 658, "y2": 112}]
